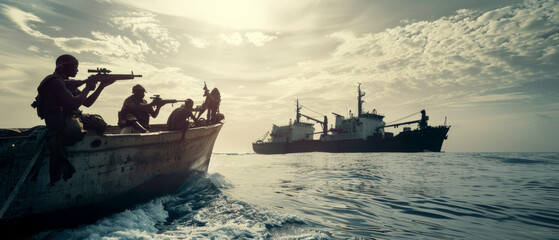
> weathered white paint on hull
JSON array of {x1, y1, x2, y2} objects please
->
[{"x1": 0, "y1": 123, "x2": 222, "y2": 224}]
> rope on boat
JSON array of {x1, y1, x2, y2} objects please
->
[{"x1": 0, "y1": 135, "x2": 47, "y2": 219}]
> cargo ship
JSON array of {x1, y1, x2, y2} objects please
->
[{"x1": 253, "y1": 84, "x2": 450, "y2": 154}]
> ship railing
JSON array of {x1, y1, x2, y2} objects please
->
[{"x1": 323, "y1": 132, "x2": 357, "y2": 141}]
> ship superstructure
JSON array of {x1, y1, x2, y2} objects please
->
[{"x1": 253, "y1": 84, "x2": 450, "y2": 154}]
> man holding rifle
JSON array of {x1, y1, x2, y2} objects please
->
[
  {"x1": 167, "y1": 99, "x2": 201, "y2": 131},
  {"x1": 118, "y1": 84, "x2": 166, "y2": 133},
  {"x1": 33, "y1": 54, "x2": 141, "y2": 184},
  {"x1": 33, "y1": 54, "x2": 112, "y2": 184}
]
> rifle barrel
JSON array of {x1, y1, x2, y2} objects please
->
[{"x1": 103, "y1": 74, "x2": 142, "y2": 81}]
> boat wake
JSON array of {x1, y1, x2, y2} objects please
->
[{"x1": 31, "y1": 173, "x2": 329, "y2": 239}]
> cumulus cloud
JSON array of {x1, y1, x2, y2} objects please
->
[
  {"x1": 51, "y1": 32, "x2": 151, "y2": 61},
  {"x1": 273, "y1": 0, "x2": 559, "y2": 109},
  {"x1": 110, "y1": 11, "x2": 180, "y2": 53}
]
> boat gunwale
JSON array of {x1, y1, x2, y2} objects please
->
[{"x1": 0, "y1": 122, "x2": 224, "y2": 141}]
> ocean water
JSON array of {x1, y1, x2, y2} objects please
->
[{"x1": 31, "y1": 152, "x2": 559, "y2": 239}]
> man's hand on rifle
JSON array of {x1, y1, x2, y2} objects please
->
[
  {"x1": 85, "y1": 79, "x2": 97, "y2": 91},
  {"x1": 87, "y1": 74, "x2": 104, "y2": 82},
  {"x1": 150, "y1": 97, "x2": 166, "y2": 107},
  {"x1": 87, "y1": 75, "x2": 116, "y2": 89},
  {"x1": 99, "y1": 79, "x2": 116, "y2": 88}
]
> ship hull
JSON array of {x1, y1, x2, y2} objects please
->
[
  {"x1": 0, "y1": 123, "x2": 222, "y2": 235},
  {"x1": 253, "y1": 126, "x2": 449, "y2": 154}
]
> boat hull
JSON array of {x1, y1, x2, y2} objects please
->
[
  {"x1": 253, "y1": 126, "x2": 449, "y2": 154},
  {"x1": 0, "y1": 123, "x2": 222, "y2": 234}
]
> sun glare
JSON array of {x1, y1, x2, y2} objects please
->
[
  {"x1": 127, "y1": 0, "x2": 269, "y2": 29},
  {"x1": 194, "y1": 0, "x2": 267, "y2": 29}
]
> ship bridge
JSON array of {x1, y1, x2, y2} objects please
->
[
  {"x1": 269, "y1": 122, "x2": 315, "y2": 143},
  {"x1": 326, "y1": 84, "x2": 387, "y2": 141}
]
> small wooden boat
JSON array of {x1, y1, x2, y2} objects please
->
[{"x1": 0, "y1": 123, "x2": 223, "y2": 234}]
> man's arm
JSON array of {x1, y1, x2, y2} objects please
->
[
  {"x1": 150, "y1": 105, "x2": 162, "y2": 118},
  {"x1": 64, "y1": 80, "x2": 85, "y2": 90},
  {"x1": 145, "y1": 98, "x2": 166, "y2": 118},
  {"x1": 49, "y1": 77, "x2": 93, "y2": 110},
  {"x1": 188, "y1": 111, "x2": 201, "y2": 126},
  {"x1": 83, "y1": 79, "x2": 116, "y2": 107}
]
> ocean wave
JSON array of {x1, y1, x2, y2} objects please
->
[
  {"x1": 477, "y1": 153, "x2": 558, "y2": 165},
  {"x1": 34, "y1": 199, "x2": 168, "y2": 239},
  {"x1": 33, "y1": 172, "x2": 314, "y2": 239}
]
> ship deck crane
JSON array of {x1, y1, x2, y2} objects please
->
[
  {"x1": 378, "y1": 110, "x2": 429, "y2": 130},
  {"x1": 256, "y1": 131, "x2": 270, "y2": 143},
  {"x1": 300, "y1": 113, "x2": 328, "y2": 135}
]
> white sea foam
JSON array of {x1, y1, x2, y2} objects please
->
[
  {"x1": 35, "y1": 171, "x2": 312, "y2": 239},
  {"x1": 208, "y1": 172, "x2": 235, "y2": 189},
  {"x1": 42, "y1": 199, "x2": 168, "y2": 239},
  {"x1": 161, "y1": 195, "x2": 307, "y2": 239}
]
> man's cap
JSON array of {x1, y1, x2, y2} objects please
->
[
  {"x1": 132, "y1": 84, "x2": 146, "y2": 93},
  {"x1": 56, "y1": 54, "x2": 78, "y2": 68}
]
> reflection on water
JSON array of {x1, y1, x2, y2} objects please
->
[{"x1": 209, "y1": 152, "x2": 559, "y2": 239}]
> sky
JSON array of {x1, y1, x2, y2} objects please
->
[{"x1": 0, "y1": 0, "x2": 558, "y2": 153}]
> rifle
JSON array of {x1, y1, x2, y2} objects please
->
[
  {"x1": 203, "y1": 81, "x2": 209, "y2": 97},
  {"x1": 87, "y1": 67, "x2": 142, "y2": 83},
  {"x1": 150, "y1": 95, "x2": 187, "y2": 106}
]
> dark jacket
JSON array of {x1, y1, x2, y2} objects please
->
[
  {"x1": 36, "y1": 73, "x2": 84, "y2": 130},
  {"x1": 167, "y1": 106, "x2": 196, "y2": 131},
  {"x1": 118, "y1": 95, "x2": 152, "y2": 129}
]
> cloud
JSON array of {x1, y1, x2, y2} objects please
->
[
  {"x1": 110, "y1": 11, "x2": 180, "y2": 53},
  {"x1": 536, "y1": 113, "x2": 553, "y2": 119},
  {"x1": 185, "y1": 34, "x2": 211, "y2": 48},
  {"x1": 216, "y1": 31, "x2": 278, "y2": 47},
  {"x1": 1, "y1": 4, "x2": 49, "y2": 39},
  {"x1": 0, "y1": 53, "x2": 52, "y2": 97},
  {"x1": 27, "y1": 45, "x2": 40, "y2": 52},
  {"x1": 466, "y1": 93, "x2": 530, "y2": 103},
  {"x1": 114, "y1": 0, "x2": 319, "y2": 31},
  {"x1": 52, "y1": 32, "x2": 151, "y2": 61},
  {"x1": 270, "y1": 0, "x2": 559, "y2": 110},
  {"x1": 2, "y1": 4, "x2": 153, "y2": 62},
  {"x1": 244, "y1": 32, "x2": 278, "y2": 47},
  {"x1": 182, "y1": 30, "x2": 278, "y2": 48},
  {"x1": 49, "y1": 26, "x2": 63, "y2": 31},
  {"x1": 220, "y1": 32, "x2": 243, "y2": 46}
]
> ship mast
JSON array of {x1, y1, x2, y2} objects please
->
[
  {"x1": 358, "y1": 83, "x2": 365, "y2": 117},
  {"x1": 296, "y1": 99, "x2": 302, "y2": 124}
]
